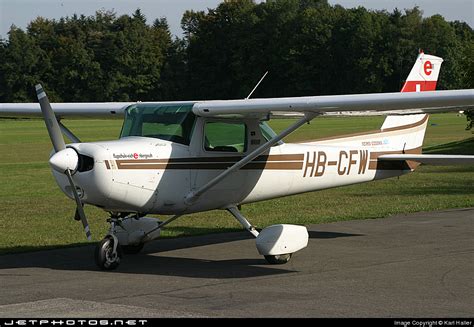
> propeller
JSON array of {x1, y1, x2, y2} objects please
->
[{"x1": 35, "y1": 84, "x2": 92, "y2": 240}]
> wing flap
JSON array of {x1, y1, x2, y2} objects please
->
[{"x1": 378, "y1": 154, "x2": 474, "y2": 165}]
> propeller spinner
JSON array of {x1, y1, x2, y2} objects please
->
[{"x1": 35, "y1": 84, "x2": 92, "y2": 240}]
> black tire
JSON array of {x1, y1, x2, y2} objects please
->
[
  {"x1": 264, "y1": 253, "x2": 292, "y2": 265},
  {"x1": 122, "y1": 243, "x2": 144, "y2": 254},
  {"x1": 95, "y1": 236, "x2": 122, "y2": 270}
]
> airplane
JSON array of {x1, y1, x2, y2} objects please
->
[{"x1": 0, "y1": 52, "x2": 473, "y2": 270}]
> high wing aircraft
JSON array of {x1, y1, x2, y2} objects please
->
[{"x1": 1, "y1": 52, "x2": 473, "y2": 270}]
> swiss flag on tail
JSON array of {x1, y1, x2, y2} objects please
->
[{"x1": 401, "y1": 50, "x2": 443, "y2": 92}]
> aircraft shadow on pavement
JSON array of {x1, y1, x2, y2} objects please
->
[
  {"x1": 0, "y1": 230, "x2": 362, "y2": 278},
  {"x1": 308, "y1": 231, "x2": 363, "y2": 239},
  {"x1": 0, "y1": 231, "x2": 294, "y2": 279}
]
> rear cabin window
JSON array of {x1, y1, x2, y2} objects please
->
[{"x1": 204, "y1": 122, "x2": 247, "y2": 153}]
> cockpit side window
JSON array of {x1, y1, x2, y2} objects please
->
[
  {"x1": 204, "y1": 121, "x2": 247, "y2": 153},
  {"x1": 120, "y1": 104, "x2": 196, "y2": 145}
]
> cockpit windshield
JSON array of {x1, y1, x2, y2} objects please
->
[
  {"x1": 259, "y1": 121, "x2": 284, "y2": 145},
  {"x1": 120, "y1": 103, "x2": 196, "y2": 145}
]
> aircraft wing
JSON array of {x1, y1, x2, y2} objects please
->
[
  {"x1": 0, "y1": 102, "x2": 135, "y2": 118},
  {"x1": 193, "y1": 89, "x2": 474, "y2": 118},
  {"x1": 378, "y1": 154, "x2": 474, "y2": 165},
  {"x1": 1, "y1": 89, "x2": 472, "y2": 118}
]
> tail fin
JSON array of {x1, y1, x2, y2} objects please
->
[
  {"x1": 400, "y1": 50, "x2": 443, "y2": 92},
  {"x1": 381, "y1": 51, "x2": 442, "y2": 150}
]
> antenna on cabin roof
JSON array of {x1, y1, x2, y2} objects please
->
[{"x1": 246, "y1": 71, "x2": 268, "y2": 100}]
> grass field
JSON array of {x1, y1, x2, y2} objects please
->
[{"x1": 0, "y1": 113, "x2": 473, "y2": 254}]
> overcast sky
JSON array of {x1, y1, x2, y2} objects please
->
[{"x1": 0, "y1": 0, "x2": 472, "y2": 39}]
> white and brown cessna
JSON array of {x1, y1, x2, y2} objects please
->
[{"x1": 1, "y1": 52, "x2": 473, "y2": 269}]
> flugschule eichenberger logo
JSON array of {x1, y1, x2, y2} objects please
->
[{"x1": 112, "y1": 153, "x2": 153, "y2": 160}]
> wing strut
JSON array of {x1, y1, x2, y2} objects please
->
[
  {"x1": 184, "y1": 112, "x2": 317, "y2": 205},
  {"x1": 58, "y1": 121, "x2": 81, "y2": 143}
]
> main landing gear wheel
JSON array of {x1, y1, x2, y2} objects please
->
[
  {"x1": 122, "y1": 243, "x2": 144, "y2": 254},
  {"x1": 95, "y1": 236, "x2": 122, "y2": 270},
  {"x1": 264, "y1": 253, "x2": 292, "y2": 265}
]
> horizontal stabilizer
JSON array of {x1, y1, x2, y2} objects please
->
[{"x1": 378, "y1": 154, "x2": 474, "y2": 165}]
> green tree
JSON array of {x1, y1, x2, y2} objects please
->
[
  {"x1": 0, "y1": 26, "x2": 45, "y2": 101},
  {"x1": 465, "y1": 111, "x2": 473, "y2": 131}
]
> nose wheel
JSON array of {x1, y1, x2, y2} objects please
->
[
  {"x1": 264, "y1": 253, "x2": 292, "y2": 265},
  {"x1": 95, "y1": 235, "x2": 122, "y2": 270}
]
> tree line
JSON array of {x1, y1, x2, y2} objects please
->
[{"x1": 0, "y1": 0, "x2": 472, "y2": 108}]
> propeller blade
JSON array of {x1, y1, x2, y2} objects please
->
[
  {"x1": 74, "y1": 207, "x2": 82, "y2": 221},
  {"x1": 35, "y1": 84, "x2": 65, "y2": 153},
  {"x1": 36, "y1": 84, "x2": 90, "y2": 240},
  {"x1": 65, "y1": 169, "x2": 92, "y2": 241}
]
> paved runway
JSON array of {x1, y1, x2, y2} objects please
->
[{"x1": 0, "y1": 208, "x2": 473, "y2": 317}]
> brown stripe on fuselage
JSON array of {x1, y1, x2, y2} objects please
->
[
  {"x1": 255, "y1": 154, "x2": 304, "y2": 161},
  {"x1": 115, "y1": 154, "x2": 304, "y2": 170},
  {"x1": 104, "y1": 160, "x2": 110, "y2": 169},
  {"x1": 117, "y1": 163, "x2": 167, "y2": 170},
  {"x1": 115, "y1": 153, "x2": 304, "y2": 165},
  {"x1": 242, "y1": 162, "x2": 303, "y2": 170},
  {"x1": 301, "y1": 115, "x2": 428, "y2": 143},
  {"x1": 116, "y1": 162, "x2": 303, "y2": 170}
]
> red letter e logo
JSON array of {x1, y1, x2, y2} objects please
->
[{"x1": 424, "y1": 61, "x2": 432, "y2": 75}]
